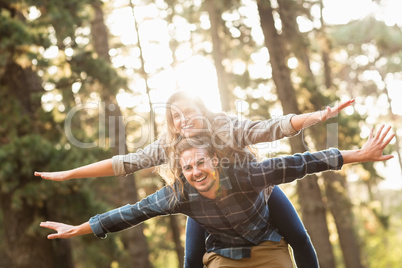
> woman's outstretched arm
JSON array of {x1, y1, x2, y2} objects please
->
[
  {"x1": 34, "y1": 159, "x2": 114, "y2": 181},
  {"x1": 290, "y1": 99, "x2": 355, "y2": 131}
]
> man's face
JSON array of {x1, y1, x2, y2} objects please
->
[
  {"x1": 180, "y1": 147, "x2": 219, "y2": 199},
  {"x1": 170, "y1": 99, "x2": 205, "y2": 138}
]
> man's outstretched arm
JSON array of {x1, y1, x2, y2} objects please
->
[{"x1": 250, "y1": 124, "x2": 394, "y2": 188}]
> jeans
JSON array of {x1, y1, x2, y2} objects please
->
[{"x1": 184, "y1": 186, "x2": 318, "y2": 268}]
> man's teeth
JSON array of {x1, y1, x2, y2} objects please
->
[{"x1": 196, "y1": 176, "x2": 206, "y2": 182}]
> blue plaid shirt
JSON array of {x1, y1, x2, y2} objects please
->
[{"x1": 90, "y1": 149, "x2": 342, "y2": 259}]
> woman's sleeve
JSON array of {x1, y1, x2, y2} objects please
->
[
  {"x1": 111, "y1": 140, "x2": 167, "y2": 176},
  {"x1": 214, "y1": 115, "x2": 300, "y2": 147}
]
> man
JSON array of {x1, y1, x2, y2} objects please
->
[{"x1": 40, "y1": 125, "x2": 394, "y2": 267}]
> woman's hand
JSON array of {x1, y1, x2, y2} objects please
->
[
  {"x1": 34, "y1": 171, "x2": 71, "y2": 181},
  {"x1": 319, "y1": 99, "x2": 355, "y2": 121},
  {"x1": 40, "y1": 221, "x2": 92, "y2": 239}
]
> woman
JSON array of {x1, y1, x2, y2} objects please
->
[{"x1": 35, "y1": 90, "x2": 354, "y2": 267}]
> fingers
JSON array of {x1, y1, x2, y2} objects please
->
[
  {"x1": 47, "y1": 233, "x2": 60, "y2": 239},
  {"x1": 338, "y1": 99, "x2": 355, "y2": 110},
  {"x1": 380, "y1": 154, "x2": 394, "y2": 161},
  {"x1": 370, "y1": 125, "x2": 395, "y2": 161},
  {"x1": 383, "y1": 133, "x2": 396, "y2": 147},
  {"x1": 40, "y1": 221, "x2": 59, "y2": 239},
  {"x1": 40, "y1": 221, "x2": 67, "y2": 239},
  {"x1": 320, "y1": 106, "x2": 330, "y2": 120},
  {"x1": 40, "y1": 221, "x2": 59, "y2": 231},
  {"x1": 373, "y1": 125, "x2": 394, "y2": 148},
  {"x1": 367, "y1": 125, "x2": 382, "y2": 142},
  {"x1": 34, "y1": 171, "x2": 49, "y2": 180},
  {"x1": 324, "y1": 99, "x2": 355, "y2": 121},
  {"x1": 367, "y1": 127, "x2": 374, "y2": 141},
  {"x1": 377, "y1": 125, "x2": 391, "y2": 142},
  {"x1": 34, "y1": 171, "x2": 63, "y2": 181}
]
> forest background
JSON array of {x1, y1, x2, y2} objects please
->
[{"x1": 0, "y1": 0, "x2": 401, "y2": 267}]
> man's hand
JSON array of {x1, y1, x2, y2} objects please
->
[
  {"x1": 359, "y1": 125, "x2": 395, "y2": 162},
  {"x1": 40, "y1": 221, "x2": 92, "y2": 239},
  {"x1": 341, "y1": 125, "x2": 395, "y2": 164}
]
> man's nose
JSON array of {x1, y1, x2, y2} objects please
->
[{"x1": 193, "y1": 166, "x2": 202, "y2": 176}]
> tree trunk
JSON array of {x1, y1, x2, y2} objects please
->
[
  {"x1": 319, "y1": 0, "x2": 333, "y2": 89},
  {"x1": 323, "y1": 172, "x2": 365, "y2": 268},
  {"x1": 204, "y1": 0, "x2": 233, "y2": 111},
  {"x1": 129, "y1": 2, "x2": 185, "y2": 267},
  {"x1": 257, "y1": 1, "x2": 336, "y2": 267},
  {"x1": 170, "y1": 215, "x2": 185, "y2": 267},
  {"x1": 90, "y1": 2, "x2": 152, "y2": 267},
  {"x1": 0, "y1": 62, "x2": 75, "y2": 268},
  {"x1": 0, "y1": 193, "x2": 58, "y2": 268},
  {"x1": 277, "y1": 1, "x2": 365, "y2": 267},
  {"x1": 380, "y1": 73, "x2": 402, "y2": 176}
]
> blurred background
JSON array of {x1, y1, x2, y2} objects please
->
[{"x1": 0, "y1": 0, "x2": 401, "y2": 267}]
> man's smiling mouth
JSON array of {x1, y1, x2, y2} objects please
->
[{"x1": 195, "y1": 176, "x2": 207, "y2": 182}]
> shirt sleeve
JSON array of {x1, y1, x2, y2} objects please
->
[
  {"x1": 213, "y1": 115, "x2": 299, "y2": 148},
  {"x1": 89, "y1": 186, "x2": 179, "y2": 238},
  {"x1": 248, "y1": 148, "x2": 343, "y2": 191},
  {"x1": 111, "y1": 140, "x2": 167, "y2": 176}
]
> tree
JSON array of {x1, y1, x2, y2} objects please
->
[
  {"x1": 89, "y1": 1, "x2": 152, "y2": 267},
  {"x1": 276, "y1": 1, "x2": 365, "y2": 267},
  {"x1": 0, "y1": 2, "x2": 85, "y2": 267},
  {"x1": 256, "y1": 1, "x2": 336, "y2": 267},
  {"x1": 204, "y1": 0, "x2": 234, "y2": 111}
]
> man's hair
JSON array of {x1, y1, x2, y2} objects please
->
[
  {"x1": 158, "y1": 135, "x2": 256, "y2": 201},
  {"x1": 158, "y1": 135, "x2": 215, "y2": 198}
]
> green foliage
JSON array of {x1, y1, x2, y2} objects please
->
[
  {"x1": 354, "y1": 198, "x2": 402, "y2": 267},
  {"x1": 70, "y1": 51, "x2": 127, "y2": 95},
  {"x1": 0, "y1": 133, "x2": 103, "y2": 199},
  {"x1": 0, "y1": 10, "x2": 33, "y2": 49},
  {"x1": 331, "y1": 16, "x2": 402, "y2": 53},
  {"x1": 27, "y1": 0, "x2": 90, "y2": 43},
  {"x1": 0, "y1": 6, "x2": 51, "y2": 56}
]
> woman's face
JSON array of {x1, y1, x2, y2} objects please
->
[{"x1": 170, "y1": 99, "x2": 206, "y2": 138}]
